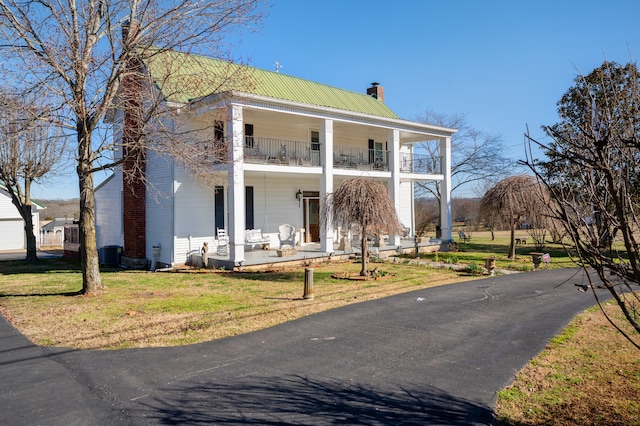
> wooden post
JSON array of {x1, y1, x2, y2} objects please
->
[{"x1": 303, "y1": 268, "x2": 314, "y2": 299}]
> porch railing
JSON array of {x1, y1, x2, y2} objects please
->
[
  {"x1": 243, "y1": 137, "x2": 321, "y2": 166},
  {"x1": 399, "y1": 153, "x2": 441, "y2": 174},
  {"x1": 240, "y1": 137, "x2": 440, "y2": 174},
  {"x1": 333, "y1": 145, "x2": 389, "y2": 171}
]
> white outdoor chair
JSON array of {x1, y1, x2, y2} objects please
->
[
  {"x1": 217, "y1": 228, "x2": 229, "y2": 255},
  {"x1": 278, "y1": 224, "x2": 295, "y2": 247}
]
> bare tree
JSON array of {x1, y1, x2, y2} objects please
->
[
  {"x1": 323, "y1": 178, "x2": 403, "y2": 277},
  {"x1": 414, "y1": 109, "x2": 515, "y2": 221},
  {"x1": 524, "y1": 61, "x2": 640, "y2": 349},
  {"x1": 0, "y1": 93, "x2": 67, "y2": 261},
  {"x1": 414, "y1": 197, "x2": 439, "y2": 236},
  {"x1": 0, "y1": 0, "x2": 264, "y2": 294},
  {"x1": 453, "y1": 197, "x2": 480, "y2": 226},
  {"x1": 479, "y1": 175, "x2": 548, "y2": 258}
]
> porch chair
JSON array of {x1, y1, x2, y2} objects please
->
[
  {"x1": 278, "y1": 224, "x2": 295, "y2": 247},
  {"x1": 217, "y1": 228, "x2": 229, "y2": 255},
  {"x1": 457, "y1": 230, "x2": 471, "y2": 243}
]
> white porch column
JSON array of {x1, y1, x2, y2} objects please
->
[
  {"x1": 439, "y1": 136, "x2": 453, "y2": 241},
  {"x1": 227, "y1": 103, "x2": 245, "y2": 264},
  {"x1": 387, "y1": 129, "x2": 402, "y2": 246},
  {"x1": 320, "y1": 119, "x2": 334, "y2": 253}
]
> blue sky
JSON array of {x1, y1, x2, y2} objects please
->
[{"x1": 34, "y1": 0, "x2": 640, "y2": 199}]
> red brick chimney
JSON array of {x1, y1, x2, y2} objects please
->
[
  {"x1": 121, "y1": 21, "x2": 147, "y2": 266},
  {"x1": 367, "y1": 82, "x2": 384, "y2": 103}
]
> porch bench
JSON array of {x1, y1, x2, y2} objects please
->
[{"x1": 245, "y1": 229, "x2": 270, "y2": 250}]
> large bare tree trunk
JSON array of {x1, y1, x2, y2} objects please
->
[
  {"x1": 23, "y1": 207, "x2": 37, "y2": 261},
  {"x1": 23, "y1": 180, "x2": 37, "y2": 261},
  {"x1": 78, "y1": 134, "x2": 102, "y2": 294}
]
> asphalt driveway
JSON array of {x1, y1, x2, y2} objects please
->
[{"x1": 0, "y1": 267, "x2": 609, "y2": 425}]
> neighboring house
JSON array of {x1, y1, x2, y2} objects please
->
[
  {"x1": 0, "y1": 183, "x2": 43, "y2": 250},
  {"x1": 95, "y1": 49, "x2": 456, "y2": 268},
  {"x1": 40, "y1": 217, "x2": 75, "y2": 246}
]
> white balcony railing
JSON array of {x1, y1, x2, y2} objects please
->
[
  {"x1": 399, "y1": 153, "x2": 441, "y2": 174},
  {"x1": 240, "y1": 137, "x2": 440, "y2": 174},
  {"x1": 333, "y1": 145, "x2": 389, "y2": 171},
  {"x1": 243, "y1": 137, "x2": 320, "y2": 166}
]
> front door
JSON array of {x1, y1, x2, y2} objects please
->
[{"x1": 304, "y1": 198, "x2": 320, "y2": 242}]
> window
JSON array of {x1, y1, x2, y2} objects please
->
[
  {"x1": 311, "y1": 130, "x2": 320, "y2": 151},
  {"x1": 214, "y1": 121, "x2": 224, "y2": 141},
  {"x1": 213, "y1": 121, "x2": 225, "y2": 163},
  {"x1": 245, "y1": 186, "x2": 254, "y2": 229},
  {"x1": 245, "y1": 123, "x2": 254, "y2": 148},
  {"x1": 368, "y1": 139, "x2": 385, "y2": 168},
  {"x1": 368, "y1": 139, "x2": 375, "y2": 164},
  {"x1": 215, "y1": 186, "x2": 224, "y2": 231},
  {"x1": 375, "y1": 142, "x2": 384, "y2": 164}
]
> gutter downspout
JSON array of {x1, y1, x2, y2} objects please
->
[{"x1": 171, "y1": 159, "x2": 176, "y2": 266}]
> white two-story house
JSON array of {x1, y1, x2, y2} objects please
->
[{"x1": 95, "y1": 49, "x2": 456, "y2": 269}]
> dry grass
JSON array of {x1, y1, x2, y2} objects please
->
[
  {"x1": 494, "y1": 301, "x2": 640, "y2": 425},
  {"x1": 0, "y1": 259, "x2": 472, "y2": 350}
]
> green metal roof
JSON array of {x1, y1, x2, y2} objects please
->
[{"x1": 145, "y1": 49, "x2": 399, "y2": 119}]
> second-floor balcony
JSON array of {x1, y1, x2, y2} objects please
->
[{"x1": 239, "y1": 136, "x2": 441, "y2": 174}]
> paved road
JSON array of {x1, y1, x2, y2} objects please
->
[
  {"x1": 0, "y1": 249, "x2": 63, "y2": 261},
  {"x1": 1, "y1": 268, "x2": 608, "y2": 425}
]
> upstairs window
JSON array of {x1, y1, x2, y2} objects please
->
[
  {"x1": 245, "y1": 123, "x2": 254, "y2": 148},
  {"x1": 213, "y1": 120, "x2": 225, "y2": 163},
  {"x1": 214, "y1": 121, "x2": 224, "y2": 142},
  {"x1": 311, "y1": 130, "x2": 320, "y2": 151}
]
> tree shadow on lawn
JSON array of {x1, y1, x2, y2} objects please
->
[
  {"x1": 0, "y1": 257, "x2": 82, "y2": 275},
  {"x1": 225, "y1": 270, "x2": 337, "y2": 283},
  {"x1": 136, "y1": 374, "x2": 494, "y2": 425},
  {"x1": 0, "y1": 289, "x2": 84, "y2": 298}
]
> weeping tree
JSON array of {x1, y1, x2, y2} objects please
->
[
  {"x1": 479, "y1": 175, "x2": 549, "y2": 258},
  {"x1": 323, "y1": 178, "x2": 403, "y2": 276},
  {"x1": 524, "y1": 61, "x2": 640, "y2": 349}
]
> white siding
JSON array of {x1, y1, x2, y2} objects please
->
[
  {"x1": 0, "y1": 190, "x2": 20, "y2": 219},
  {"x1": 0, "y1": 189, "x2": 41, "y2": 250},
  {"x1": 245, "y1": 175, "x2": 317, "y2": 234},
  {"x1": 145, "y1": 152, "x2": 175, "y2": 265},
  {"x1": 398, "y1": 181, "x2": 413, "y2": 236},
  {"x1": 94, "y1": 173, "x2": 124, "y2": 250},
  {"x1": 173, "y1": 166, "x2": 216, "y2": 264},
  {"x1": 95, "y1": 108, "x2": 124, "y2": 252},
  {"x1": 0, "y1": 219, "x2": 24, "y2": 250}
]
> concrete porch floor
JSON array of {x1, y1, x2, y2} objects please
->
[{"x1": 203, "y1": 239, "x2": 451, "y2": 271}]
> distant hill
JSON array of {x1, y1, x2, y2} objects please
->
[{"x1": 37, "y1": 198, "x2": 80, "y2": 221}]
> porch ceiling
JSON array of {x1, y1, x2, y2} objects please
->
[{"x1": 241, "y1": 108, "x2": 445, "y2": 144}]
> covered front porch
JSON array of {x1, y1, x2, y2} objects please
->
[{"x1": 201, "y1": 238, "x2": 450, "y2": 271}]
